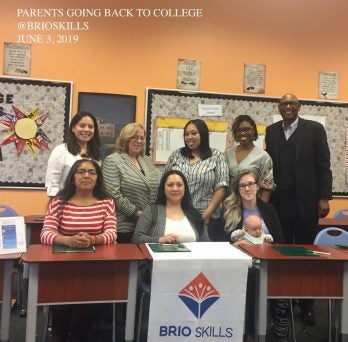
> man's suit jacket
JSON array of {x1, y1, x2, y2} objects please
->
[{"x1": 265, "y1": 117, "x2": 332, "y2": 221}]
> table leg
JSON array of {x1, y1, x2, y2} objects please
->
[
  {"x1": 256, "y1": 260, "x2": 267, "y2": 342},
  {"x1": 19, "y1": 263, "x2": 29, "y2": 317},
  {"x1": 0, "y1": 260, "x2": 14, "y2": 342},
  {"x1": 25, "y1": 263, "x2": 38, "y2": 342},
  {"x1": 125, "y1": 261, "x2": 138, "y2": 342},
  {"x1": 342, "y1": 262, "x2": 348, "y2": 342}
]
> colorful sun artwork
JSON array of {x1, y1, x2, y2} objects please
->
[{"x1": 0, "y1": 105, "x2": 50, "y2": 156}]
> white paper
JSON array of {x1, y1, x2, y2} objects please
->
[
  {"x1": 198, "y1": 104, "x2": 222, "y2": 117},
  {"x1": 0, "y1": 216, "x2": 27, "y2": 254}
]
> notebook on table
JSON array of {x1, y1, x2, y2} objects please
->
[
  {"x1": 147, "y1": 243, "x2": 191, "y2": 253},
  {"x1": 52, "y1": 245, "x2": 95, "y2": 253}
]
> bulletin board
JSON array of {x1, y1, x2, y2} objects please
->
[
  {"x1": 0, "y1": 76, "x2": 72, "y2": 188},
  {"x1": 152, "y1": 116, "x2": 229, "y2": 164},
  {"x1": 145, "y1": 88, "x2": 348, "y2": 195}
]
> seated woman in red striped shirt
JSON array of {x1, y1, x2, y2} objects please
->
[
  {"x1": 41, "y1": 159, "x2": 117, "y2": 342},
  {"x1": 41, "y1": 159, "x2": 117, "y2": 247}
]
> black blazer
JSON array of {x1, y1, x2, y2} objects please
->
[{"x1": 265, "y1": 118, "x2": 332, "y2": 221}]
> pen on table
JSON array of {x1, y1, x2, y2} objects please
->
[
  {"x1": 160, "y1": 243, "x2": 179, "y2": 247},
  {"x1": 311, "y1": 250, "x2": 331, "y2": 256}
]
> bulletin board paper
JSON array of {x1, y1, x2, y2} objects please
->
[
  {"x1": 0, "y1": 76, "x2": 72, "y2": 188},
  {"x1": 152, "y1": 116, "x2": 228, "y2": 164}
]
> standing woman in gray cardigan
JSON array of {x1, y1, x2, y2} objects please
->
[
  {"x1": 102, "y1": 123, "x2": 160, "y2": 243},
  {"x1": 132, "y1": 170, "x2": 208, "y2": 243}
]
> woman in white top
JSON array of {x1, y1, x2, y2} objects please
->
[
  {"x1": 45, "y1": 112, "x2": 101, "y2": 196},
  {"x1": 132, "y1": 170, "x2": 209, "y2": 243},
  {"x1": 225, "y1": 115, "x2": 275, "y2": 201}
]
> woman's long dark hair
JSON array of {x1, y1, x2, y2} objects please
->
[
  {"x1": 157, "y1": 170, "x2": 204, "y2": 235},
  {"x1": 180, "y1": 119, "x2": 212, "y2": 160},
  {"x1": 65, "y1": 112, "x2": 101, "y2": 160},
  {"x1": 57, "y1": 159, "x2": 107, "y2": 201}
]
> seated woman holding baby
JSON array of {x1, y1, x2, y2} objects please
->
[{"x1": 223, "y1": 170, "x2": 288, "y2": 342}]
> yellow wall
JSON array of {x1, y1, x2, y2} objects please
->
[{"x1": 1, "y1": 0, "x2": 348, "y2": 215}]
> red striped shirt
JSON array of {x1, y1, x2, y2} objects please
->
[{"x1": 40, "y1": 197, "x2": 117, "y2": 245}]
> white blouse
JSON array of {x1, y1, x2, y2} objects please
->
[{"x1": 164, "y1": 216, "x2": 197, "y2": 243}]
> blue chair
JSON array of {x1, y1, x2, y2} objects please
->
[
  {"x1": 314, "y1": 227, "x2": 348, "y2": 246},
  {"x1": 333, "y1": 209, "x2": 348, "y2": 219},
  {"x1": 314, "y1": 227, "x2": 348, "y2": 342},
  {"x1": 0, "y1": 204, "x2": 18, "y2": 217}
]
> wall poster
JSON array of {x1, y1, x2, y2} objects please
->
[
  {"x1": 3, "y1": 42, "x2": 31, "y2": 77},
  {"x1": 0, "y1": 76, "x2": 72, "y2": 188}
]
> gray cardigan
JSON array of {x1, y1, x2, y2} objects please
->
[{"x1": 132, "y1": 204, "x2": 209, "y2": 243}]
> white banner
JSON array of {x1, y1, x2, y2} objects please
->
[{"x1": 147, "y1": 242, "x2": 251, "y2": 341}]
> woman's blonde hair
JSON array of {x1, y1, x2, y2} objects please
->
[
  {"x1": 223, "y1": 170, "x2": 259, "y2": 233},
  {"x1": 114, "y1": 122, "x2": 145, "y2": 156}
]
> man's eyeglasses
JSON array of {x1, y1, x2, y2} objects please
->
[
  {"x1": 279, "y1": 101, "x2": 299, "y2": 108},
  {"x1": 76, "y1": 169, "x2": 97, "y2": 176},
  {"x1": 239, "y1": 181, "x2": 257, "y2": 190}
]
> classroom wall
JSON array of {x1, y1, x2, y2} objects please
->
[{"x1": 1, "y1": 0, "x2": 348, "y2": 215}]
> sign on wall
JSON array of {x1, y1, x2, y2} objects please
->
[{"x1": 0, "y1": 77, "x2": 72, "y2": 188}]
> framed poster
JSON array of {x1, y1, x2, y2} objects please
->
[
  {"x1": 177, "y1": 59, "x2": 201, "y2": 91},
  {"x1": 318, "y1": 71, "x2": 339, "y2": 100},
  {"x1": 78, "y1": 92, "x2": 136, "y2": 158},
  {"x1": 243, "y1": 63, "x2": 266, "y2": 94},
  {"x1": 3, "y1": 42, "x2": 31, "y2": 76},
  {"x1": 0, "y1": 76, "x2": 72, "y2": 188}
]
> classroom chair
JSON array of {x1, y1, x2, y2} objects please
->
[
  {"x1": 313, "y1": 227, "x2": 348, "y2": 342},
  {"x1": 333, "y1": 208, "x2": 348, "y2": 219},
  {"x1": 0, "y1": 204, "x2": 18, "y2": 217}
]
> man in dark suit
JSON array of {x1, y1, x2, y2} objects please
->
[{"x1": 265, "y1": 93, "x2": 332, "y2": 326}]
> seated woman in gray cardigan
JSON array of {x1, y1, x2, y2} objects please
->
[{"x1": 132, "y1": 170, "x2": 209, "y2": 243}]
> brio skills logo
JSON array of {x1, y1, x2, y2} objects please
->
[{"x1": 178, "y1": 272, "x2": 220, "y2": 319}]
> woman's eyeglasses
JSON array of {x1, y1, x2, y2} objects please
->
[
  {"x1": 236, "y1": 127, "x2": 252, "y2": 134},
  {"x1": 131, "y1": 136, "x2": 145, "y2": 142},
  {"x1": 76, "y1": 169, "x2": 97, "y2": 176},
  {"x1": 239, "y1": 181, "x2": 257, "y2": 190}
]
